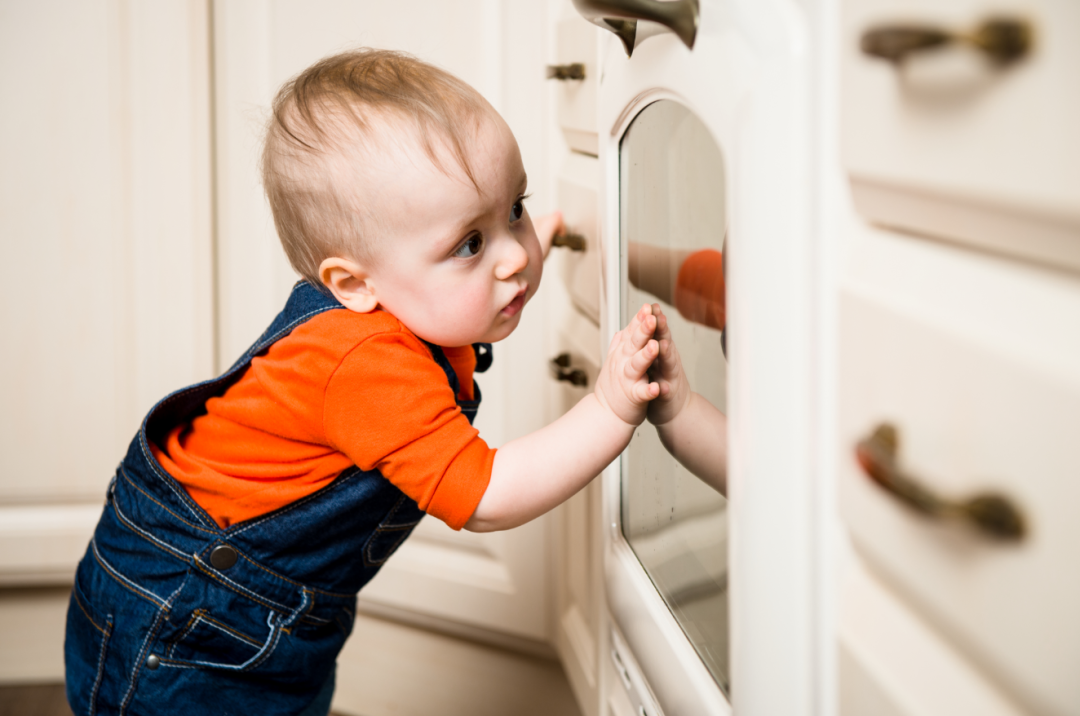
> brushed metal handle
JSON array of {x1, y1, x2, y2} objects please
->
[
  {"x1": 546, "y1": 63, "x2": 586, "y2": 81},
  {"x1": 861, "y1": 17, "x2": 1032, "y2": 66},
  {"x1": 550, "y1": 353, "x2": 588, "y2": 387},
  {"x1": 571, "y1": 0, "x2": 699, "y2": 57},
  {"x1": 855, "y1": 423, "x2": 1026, "y2": 541},
  {"x1": 552, "y1": 232, "x2": 587, "y2": 252}
]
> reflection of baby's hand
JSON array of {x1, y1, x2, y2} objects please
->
[
  {"x1": 594, "y1": 304, "x2": 660, "y2": 426},
  {"x1": 647, "y1": 304, "x2": 691, "y2": 427}
]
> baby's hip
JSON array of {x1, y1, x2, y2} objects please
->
[{"x1": 64, "y1": 502, "x2": 355, "y2": 715}]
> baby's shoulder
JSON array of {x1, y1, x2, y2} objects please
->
[{"x1": 297, "y1": 308, "x2": 425, "y2": 356}]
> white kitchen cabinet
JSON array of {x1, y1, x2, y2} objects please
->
[
  {"x1": 0, "y1": 0, "x2": 214, "y2": 580},
  {"x1": 841, "y1": 0, "x2": 1080, "y2": 272},
  {"x1": 837, "y1": 2, "x2": 1080, "y2": 715}
]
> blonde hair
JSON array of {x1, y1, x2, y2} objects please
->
[{"x1": 262, "y1": 49, "x2": 492, "y2": 286}]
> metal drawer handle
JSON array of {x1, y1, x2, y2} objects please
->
[
  {"x1": 861, "y1": 17, "x2": 1032, "y2": 66},
  {"x1": 546, "y1": 63, "x2": 587, "y2": 81},
  {"x1": 855, "y1": 423, "x2": 1026, "y2": 541},
  {"x1": 550, "y1": 353, "x2": 588, "y2": 387},
  {"x1": 552, "y1": 231, "x2": 587, "y2": 252},
  {"x1": 571, "y1": 0, "x2": 699, "y2": 57}
]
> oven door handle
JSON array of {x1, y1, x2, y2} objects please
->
[{"x1": 571, "y1": 0, "x2": 699, "y2": 56}]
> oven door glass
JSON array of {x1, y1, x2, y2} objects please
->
[{"x1": 620, "y1": 99, "x2": 729, "y2": 693}]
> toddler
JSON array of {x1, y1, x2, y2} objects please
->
[{"x1": 64, "y1": 49, "x2": 661, "y2": 716}]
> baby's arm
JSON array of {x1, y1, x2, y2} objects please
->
[
  {"x1": 648, "y1": 305, "x2": 729, "y2": 494},
  {"x1": 465, "y1": 305, "x2": 660, "y2": 532}
]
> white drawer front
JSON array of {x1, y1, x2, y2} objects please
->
[
  {"x1": 556, "y1": 152, "x2": 601, "y2": 325},
  {"x1": 839, "y1": 291, "x2": 1080, "y2": 716},
  {"x1": 841, "y1": 0, "x2": 1080, "y2": 271}
]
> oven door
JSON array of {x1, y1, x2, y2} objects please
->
[{"x1": 592, "y1": 1, "x2": 819, "y2": 714}]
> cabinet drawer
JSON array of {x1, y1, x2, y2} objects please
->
[
  {"x1": 839, "y1": 292, "x2": 1080, "y2": 716},
  {"x1": 841, "y1": 0, "x2": 1080, "y2": 271},
  {"x1": 556, "y1": 152, "x2": 601, "y2": 325}
]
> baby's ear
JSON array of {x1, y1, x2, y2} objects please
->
[{"x1": 318, "y1": 257, "x2": 379, "y2": 313}]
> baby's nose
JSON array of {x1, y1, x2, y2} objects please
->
[{"x1": 494, "y1": 236, "x2": 530, "y2": 280}]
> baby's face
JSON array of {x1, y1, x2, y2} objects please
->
[{"x1": 359, "y1": 114, "x2": 542, "y2": 347}]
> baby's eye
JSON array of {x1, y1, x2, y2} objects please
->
[
  {"x1": 510, "y1": 198, "x2": 525, "y2": 223},
  {"x1": 453, "y1": 233, "x2": 484, "y2": 258}
]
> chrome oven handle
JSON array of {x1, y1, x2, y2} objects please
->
[{"x1": 571, "y1": 0, "x2": 699, "y2": 57}]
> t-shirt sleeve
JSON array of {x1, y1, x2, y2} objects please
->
[
  {"x1": 322, "y1": 331, "x2": 495, "y2": 530},
  {"x1": 674, "y1": 249, "x2": 726, "y2": 331}
]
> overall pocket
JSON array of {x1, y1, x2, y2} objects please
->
[{"x1": 156, "y1": 567, "x2": 289, "y2": 672}]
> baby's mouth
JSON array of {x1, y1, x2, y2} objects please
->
[{"x1": 501, "y1": 288, "x2": 527, "y2": 317}]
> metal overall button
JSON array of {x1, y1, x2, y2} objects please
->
[
  {"x1": 210, "y1": 544, "x2": 239, "y2": 570},
  {"x1": 146, "y1": 655, "x2": 160, "y2": 670}
]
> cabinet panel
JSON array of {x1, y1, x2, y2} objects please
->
[
  {"x1": 556, "y1": 153, "x2": 602, "y2": 325},
  {"x1": 0, "y1": 1, "x2": 214, "y2": 504},
  {"x1": 839, "y1": 553, "x2": 1024, "y2": 716},
  {"x1": 842, "y1": 0, "x2": 1080, "y2": 271},
  {"x1": 840, "y1": 290, "x2": 1080, "y2": 716},
  {"x1": 554, "y1": 14, "x2": 599, "y2": 156},
  {"x1": 551, "y1": 311, "x2": 603, "y2": 716}
]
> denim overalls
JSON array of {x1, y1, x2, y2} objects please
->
[{"x1": 65, "y1": 282, "x2": 490, "y2": 715}]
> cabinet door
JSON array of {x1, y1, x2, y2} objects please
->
[
  {"x1": 839, "y1": 232, "x2": 1080, "y2": 716},
  {"x1": 212, "y1": 0, "x2": 554, "y2": 647},
  {"x1": 0, "y1": 0, "x2": 214, "y2": 584},
  {"x1": 595, "y1": 0, "x2": 817, "y2": 712}
]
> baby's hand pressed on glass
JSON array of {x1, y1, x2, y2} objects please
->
[
  {"x1": 646, "y1": 303, "x2": 692, "y2": 427},
  {"x1": 594, "y1": 303, "x2": 662, "y2": 426},
  {"x1": 466, "y1": 304, "x2": 661, "y2": 532}
]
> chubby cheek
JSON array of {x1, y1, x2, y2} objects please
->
[
  {"x1": 521, "y1": 231, "x2": 544, "y2": 299},
  {"x1": 418, "y1": 280, "x2": 493, "y2": 344}
]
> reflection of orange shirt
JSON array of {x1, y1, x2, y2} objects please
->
[
  {"x1": 151, "y1": 309, "x2": 494, "y2": 530},
  {"x1": 674, "y1": 249, "x2": 725, "y2": 331}
]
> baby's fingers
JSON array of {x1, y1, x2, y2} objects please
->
[
  {"x1": 626, "y1": 304, "x2": 657, "y2": 352},
  {"x1": 632, "y1": 380, "x2": 661, "y2": 403},
  {"x1": 651, "y1": 304, "x2": 672, "y2": 343},
  {"x1": 625, "y1": 338, "x2": 659, "y2": 380}
]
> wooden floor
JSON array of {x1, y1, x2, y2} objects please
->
[
  {"x1": 0, "y1": 684, "x2": 350, "y2": 716},
  {"x1": 0, "y1": 684, "x2": 72, "y2": 716}
]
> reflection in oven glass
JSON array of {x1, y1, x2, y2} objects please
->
[{"x1": 620, "y1": 99, "x2": 729, "y2": 692}]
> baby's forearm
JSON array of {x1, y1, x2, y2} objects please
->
[
  {"x1": 655, "y1": 393, "x2": 728, "y2": 494},
  {"x1": 464, "y1": 393, "x2": 636, "y2": 532}
]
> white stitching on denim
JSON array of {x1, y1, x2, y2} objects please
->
[
  {"x1": 172, "y1": 611, "x2": 262, "y2": 651},
  {"x1": 179, "y1": 610, "x2": 283, "y2": 672},
  {"x1": 118, "y1": 605, "x2": 169, "y2": 715},
  {"x1": 118, "y1": 466, "x2": 217, "y2": 535},
  {"x1": 109, "y1": 495, "x2": 190, "y2": 562},
  {"x1": 363, "y1": 524, "x2": 416, "y2": 567},
  {"x1": 192, "y1": 555, "x2": 292, "y2": 613},
  {"x1": 228, "y1": 469, "x2": 359, "y2": 537},
  {"x1": 281, "y1": 589, "x2": 311, "y2": 629},
  {"x1": 86, "y1": 615, "x2": 112, "y2": 716},
  {"x1": 90, "y1": 539, "x2": 165, "y2": 608},
  {"x1": 136, "y1": 431, "x2": 213, "y2": 525}
]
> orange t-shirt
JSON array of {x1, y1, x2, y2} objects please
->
[
  {"x1": 151, "y1": 308, "x2": 495, "y2": 530},
  {"x1": 674, "y1": 249, "x2": 725, "y2": 331}
]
